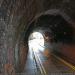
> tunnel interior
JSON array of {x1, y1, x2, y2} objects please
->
[
  {"x1": 25, "y1": 14, "x2": 74, "y2": 44},
  {"x1": 23, "y1": 14, "x2": 75, "y2": 68},
  {"x1": 1, "y1": 0, "x2": 75, "y2": 74},
  {"x1": 13, "y1": 14, "x2": 75, "y2": 73}
]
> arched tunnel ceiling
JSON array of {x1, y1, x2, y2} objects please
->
[
  {"x1": 25, "y1": 15, "x2": 74, "y2": 44},
  {"x1": 1, "y1": 0, "x2": 75, "y2": 42},
  {"x1": 0, "y1": 0, "x2": 75, "y2": 43},
  {"x1": 0, "y1": 0, "x2": 75, "y2": 29}
]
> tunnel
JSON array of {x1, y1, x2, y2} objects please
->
[
  {"x1": 0, "y1": 0, "x2": 75, "y2": 75},
  {"x1": 18, "y1": 14, "x2": 75, "y2": 74}
]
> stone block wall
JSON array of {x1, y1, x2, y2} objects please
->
[{"x1": 0, "y1": 0, "x2": 75, "y2": 73}]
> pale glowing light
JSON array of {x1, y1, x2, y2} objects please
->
[
  {"x1": 32, "y1": 32, "x2": 43, "y2": 39},
  {"x1": 28, "y1": 32, "x2": 45, "y2": 53}
]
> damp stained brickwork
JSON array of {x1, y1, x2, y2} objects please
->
[{"x1": 0, "y1": 0, "x2": 75, "y2": 72}]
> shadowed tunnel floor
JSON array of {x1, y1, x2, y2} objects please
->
[{"x1": 23, "y1": 39, "x2": 74, "y2": 75}]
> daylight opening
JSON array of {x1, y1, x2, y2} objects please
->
[{"x1": 28, "y1": 32, "x2": 44, "y2": 52}]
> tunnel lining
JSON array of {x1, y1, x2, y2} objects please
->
[
  {"x1": 23, "y1": 9, "x2": 74, "y2": 41},
  {"x1": 25, "y1": 14, "x2": 74, "y2": 44},
  {"x1": 15, "y1": 9, "x2": 75, "y2": 72}
]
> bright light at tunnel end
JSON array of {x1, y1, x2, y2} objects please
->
[{"x1": 28, "y1": 32, "x2": 45, "y2": 52}]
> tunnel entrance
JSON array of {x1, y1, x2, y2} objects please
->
[{"x1": 28, "y1": 32, "x2": 45, "y2": 53}]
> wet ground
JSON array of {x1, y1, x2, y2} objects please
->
[{"x1": 23, "y1": 39, "x2": 74, "y2": 75}]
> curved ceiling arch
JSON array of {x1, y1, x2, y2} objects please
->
[
  {"x1": 23, "y1": 9, "x2": 74, "y2": 41},
  {"x1": 24, "y1": 13, "x2": 73, "y2": 43},
  {"x1": 28, "y1": 9, "x2": 74, "y2": 27}
]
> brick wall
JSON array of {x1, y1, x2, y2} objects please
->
[{"x1": 0, "y1": 0, "x2": 75, "y2": 72}]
